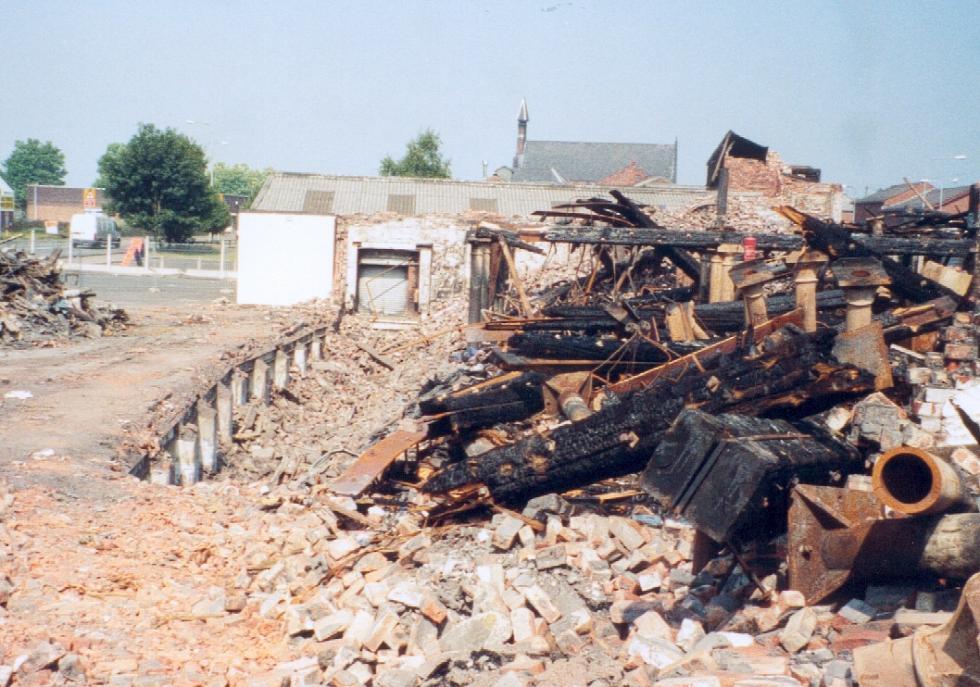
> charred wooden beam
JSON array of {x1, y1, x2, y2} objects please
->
[
  {"x1": 423, "y1": 326, "x2": 873, "y2": 503},
  {"x1": 534, "y1": 291, "x2": 847, "y2": 334},
  {"x1": 786, "y1": 209, "x2": 962, "y2": 303},
  {"x1": 420, "y1": 371, "x2": 546, "y2": 438},
  {"x1": 850, "y1": 235, "x2": 974, "y2": 257},
  {"x1": 506, "y1": 332, "x2": 693, "y2": 364},
  {"x1": 542, "y1": 226, "x2": 804, "y2": 251}
]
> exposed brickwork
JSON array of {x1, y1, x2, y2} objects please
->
[
  {"x1": 597, "y1": 160, "x2": 649, "y2": 186},
  {"x1": 25, "y1": 185, "x2": 107, "y2": 223},
  {"x1": 723, "y1": 151, "x2": 842, "y2": 220}
]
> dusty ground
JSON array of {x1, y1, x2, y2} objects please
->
[{"x1": 0, "y1": 289, "x2": 341, "y2": 683}]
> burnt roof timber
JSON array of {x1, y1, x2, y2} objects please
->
[
  {"x1": 540, "y1": 226, "x2": 973, "y2": 256},
  {"x1": 541, "y1": 226, "x2": 804, "y2": 250}
]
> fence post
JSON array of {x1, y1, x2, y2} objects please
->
[
  {"x1": 220, "y1": 239, "x2": 226, "y2": 278},
  {"x1": 29, "y1": 229, "x2": 35, "y2": 254},
  {"x1": 105, "y1": 234, "x2": 111, "y2": 267},
  {"x1": 67, "y1": 236, "x2": 73, "y2": 265},
  {"x1": 144, "y1": 236, "x2": 151, "y2": 272}
]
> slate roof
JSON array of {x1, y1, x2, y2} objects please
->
[
  {"x1": 883, "y1": 185, "x2": 971, "y2": 212},
  {"x1": 511, "y1": 140, "x2": 677, "y2": 184},
  {"x1": 857, "y1": 183, "x2": 932, "y2": 204},
  {"x1": 251, "y1": 173, "x2": 711, "y2": 218}
]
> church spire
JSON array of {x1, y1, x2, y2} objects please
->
[{"x1": 514, "y1": 98, "x2": 529, "y2": 169}]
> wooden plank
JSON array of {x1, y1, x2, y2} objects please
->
[
  {"x1": 497, "y1": 237, "x2": 533, "y2": 317},
  {"x1": 329, "y1": 430, "x2": 426, "y2": 496}
]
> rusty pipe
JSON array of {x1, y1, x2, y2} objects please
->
[
  {"x1": 872, "y1": 447, "x2": 975, "y2": 516},
  {"x1": 558, "y1": 392, "x2": 593, "y2": 423}
]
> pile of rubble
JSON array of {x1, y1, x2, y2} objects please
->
[
  {"x1": 0, "y1": 248, "x2": 127, "y2": 344},
  {"x1": 13, "y1": 189, "x2": 980, "y2": 685}
]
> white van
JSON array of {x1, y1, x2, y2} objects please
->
[{"x1": 70, "y1": 212, "x2": 120, "y2": 248}]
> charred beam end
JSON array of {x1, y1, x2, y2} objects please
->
[{"x1": 642, "y1": 410, "x2": 861, "y2": 543}]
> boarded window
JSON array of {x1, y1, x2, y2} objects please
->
[
  {"x1": 303, "y1": 190, "x2": 335, "y2": 213},
  {"x1": 357, "y1": 250, "x2": 418, "y2": 317},
  {"x1": 386, "y1": 194, "x2": 416, "y2": 215},
  {"x1": 469, "y1": 198, "x2": 498, "y2": 213}
]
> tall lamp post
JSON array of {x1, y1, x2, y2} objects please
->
[
  {"x1": 185, "y1": 120, "x2": 228, "y2": 187},
  {"x1": 931, "y1": 154, "x2": 968, "y2": 211}
]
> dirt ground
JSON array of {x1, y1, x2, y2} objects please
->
[{"x1": 0, "y1": 295, "x2": 335, "y2": 683}]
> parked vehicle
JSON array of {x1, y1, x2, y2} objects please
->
[{"x1": 69, "y1": 212, "x2": 120, "y2": 248}]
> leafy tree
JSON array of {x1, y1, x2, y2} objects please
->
[
  {"x1": 98, "y1": 124, "x2": 228, "y2": 242},
  {"x1": 212, "y1": 162, "x2": 271, "y2": 201},
  {"x1": 1, "y1": 139, "x2": 67, "y2": 209},
  {"x1": 379, "y1": 129, "x2": 451, "y2": 178}
]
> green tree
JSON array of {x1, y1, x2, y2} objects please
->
[
  {"x1": 1, "y1": 139, "x2": 67, "y2": 209},
  {"x1": 379, "y1": 129, "x2": 451, "y2": 178},
  {"x1": 98, "y1": 124, "x2": 228, "y2": 242},
  {"x1": 212, "y1": 162, "x2": 271, "y2": 201}
]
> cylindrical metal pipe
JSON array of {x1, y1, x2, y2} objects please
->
[
  {"x1": 872, "y1": 447, "x2": 975, "y2": 516},
  {"x1": 558, "y1": 392, "x2": 593, "y2": 423}
]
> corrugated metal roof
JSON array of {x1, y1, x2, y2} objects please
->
[
  {"x1": 252, "y1": 173, "x2": 712, "y2": 218},
  {"x1": 512, "y1": 140, "x2": 677, "y2": 184}
]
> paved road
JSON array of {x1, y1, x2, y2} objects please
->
[{"x1": 64, "y1": 271, "x2": 236, "y2": 308}]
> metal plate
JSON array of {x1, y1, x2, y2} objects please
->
[{"x1": 330, "y1": 430, "x2": 426, "y2": 496}]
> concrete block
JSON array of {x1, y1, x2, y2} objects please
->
[
  {"x1": 196, "y1": 402, "x2": 219, "y2": 473},
  {"x1": 492, "y1": 515, "x2": 524, "y2": 550},
  {"x1": 215, "y1": 380, "x2": 233, "y2": 444},
  {"x1": 293, "y1": 344, "x2": 308, "y2": 376},
  {"x1": 250, "y1": 359, "x2": 269, "y2": 403},
  {"x1": 838, "y1": 598, "x2": 876, "y2": 624},
  {"x1": 273, "y1": 349, "x2": 290, "y2": 390},
  {"x1": 231, "y1": 369, "x2": 250, "y2": 406},
  {"x1": 523, "y1": 585, "x2": 561, "y2": 623},
  {"x1": 174, "y1": 432, "x2": 200, "y2": 486},
  {"x1": 779, "y1": 608, "x2": 816, "y2": 653}
]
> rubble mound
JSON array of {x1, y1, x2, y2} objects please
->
[{"x1": 0, "y1": 248, "x2": 128, "y2": 345}]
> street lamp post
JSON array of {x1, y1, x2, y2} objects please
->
[{"x1": 931, "y1": 154, "x2": 968, "y2": 211}]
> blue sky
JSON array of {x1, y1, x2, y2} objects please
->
[{"x1": 2, "y1": 1, "x2": 978, "y2": 198}]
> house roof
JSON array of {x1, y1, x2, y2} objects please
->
[
  {"x1": 251, "y1": 172, "x2": 711, "y2": 218},
  {"x1": 883, "y1": 185, "x2": 971, "y2": 212},
  {"x1": 857, "y1": 182, "x2": 933, "y2": 205},
  {"x1": 511, "y1": 140, "x2": 677, "y2": 184}
]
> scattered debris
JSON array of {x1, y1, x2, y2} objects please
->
[{"x1": 0, "y1": 248, "x2": 127, "y2": 345}]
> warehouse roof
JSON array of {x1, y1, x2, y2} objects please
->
[{"x1": 251, "y1": 172, "x2": 711, "y2": 218}]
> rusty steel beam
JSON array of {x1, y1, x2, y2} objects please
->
[{"x1": 329, "y1": 430, "x2": 426, "y2": 496}]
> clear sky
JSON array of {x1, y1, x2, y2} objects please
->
[{"x1": 2, "y1": 1, "x2": 978, "y2": 198}]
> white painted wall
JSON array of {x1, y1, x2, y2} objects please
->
[{"x1": 237, "y1": 212, "x2": 335, "y2": 306}]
